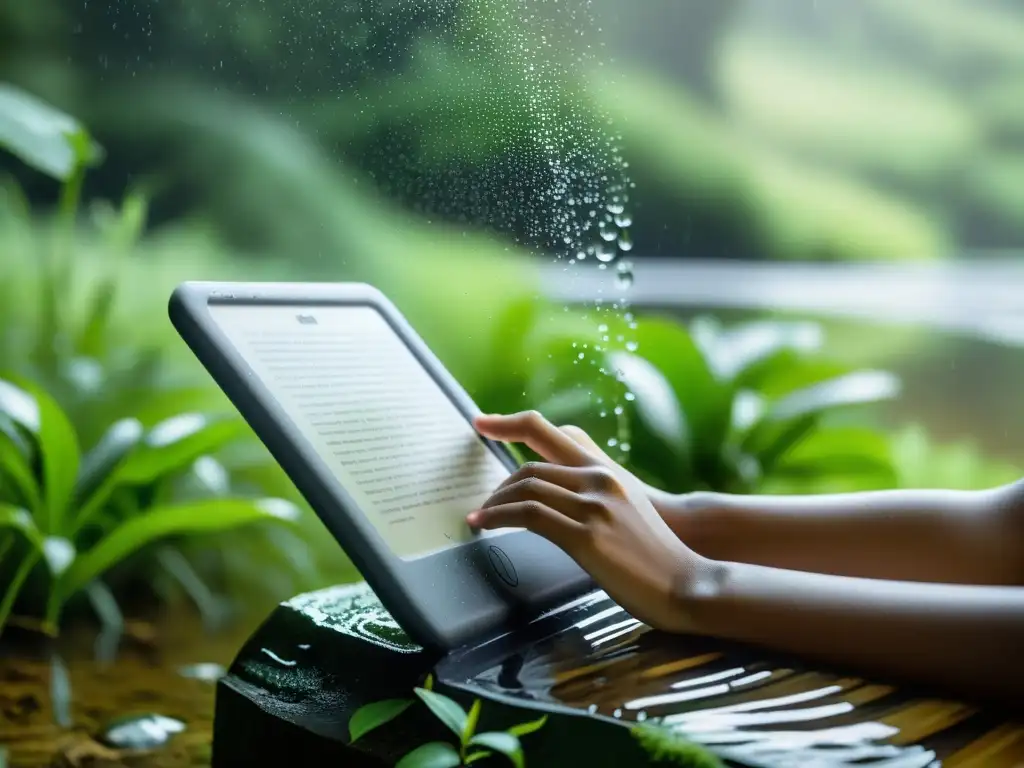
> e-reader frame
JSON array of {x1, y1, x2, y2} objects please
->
[{"x1": 169, "y1": 281, "x2": 594, "y2": 651}]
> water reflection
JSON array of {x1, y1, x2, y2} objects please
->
[{"x1": 458, "y1": 592, "x2": 1023, "y2": 767}]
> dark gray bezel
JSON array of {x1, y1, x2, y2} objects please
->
[{"x1": 169, "y1": 281, "x2": 593, "y2": 651}]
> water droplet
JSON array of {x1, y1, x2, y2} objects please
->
[
  {"x1": 595, "y1": 242, "x2": 616, "y2": 262},
  {"x1": 614, "y1": 405, "x2": 624, "y2": 416},
  {"x1": 620, "y1": 443, "x2": 631, "y2": 452},
  {"x1": 614, "y1": 212, "x2": 633, "y2": 228},
  {"x1": 607, "y1": 437, "x2": 618, "y2": 447},
  {"x1": 599, "y1": 410, "x2": 607, "y2": 418},
  {"x1": 577, "y1": 352, "x2": 585, "y2": 360},
  {"x1": 624, "y1": 392, "x2": 636, "y2": 401},
  {"x1": 617, "y1": 229, "x2": 634, "y2": 252},
  {"x1": 598, "y1": 219, "x2": 617, "y2": 242},
  {"x1": 625, "y1": 340, "x2": 639, "y2": 352},
  {"x1": 616, "y1": 259, "x2": 633, "y2": 290}
]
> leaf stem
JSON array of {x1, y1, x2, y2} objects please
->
[{"x1": 0, "y1": 550, "x2": 42, "y2": 635}]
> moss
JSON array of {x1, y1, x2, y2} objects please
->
[{"x1": 631, "y1": 724, "x2": 724, "y2": 768}]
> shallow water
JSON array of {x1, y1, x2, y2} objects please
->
[{"x1": 452, "y1": 591, "x2": 1024, "y2": 767}]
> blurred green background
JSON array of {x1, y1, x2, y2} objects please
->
[{"x1": 2, "y1": 0, "x2": 1023, "y2": 636}]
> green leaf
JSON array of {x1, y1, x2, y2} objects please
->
[
  {"x1": 767, "y1": 370, "x2": 900, "y2": 423},
  {"x1": 700, "y1": 320, "x2": 823, "y2": 385},
  {"x1": 414, "y1": 687, "x2": 468, "y2": 739},
  {"x1": 0, "y1": 379, "x2": 40, "y2": 434},
  {"x1": 72, "y1": 418, "x2": 145, "y2": 525},
  {"x1": 77, "y1": 280, "x2": 118, "y2": 359},
  {"x1": 0, "y1": 83, "x2": 103, "y2": 181},
  {"x1": 15, "y1": 382, "x2": 80, "y2": 533},
  {"x1": 772, "y1": 427, "x2": 896, "y2": 485},
  {"x1": 469, "y1": 731, "x2": 524, "y2": 768},
  {"x1": 606, "y1": 351, "x2": 688, "y2": 455},
  {"x1": 0, "y1": 426, "x2": 41, "y2": 513},
  {"x1": 348, "y1": 698, "x2": 414, "y2": 743},
  {"x1": 633, "y1": 318, "x2": 732, "y2": 459},
  {"x1": 53, "y1": 498, "x2": 299, "y2": 611},
  {"x1": 464, "y1": 750, "x2": 492, "y2": 764},
  {"x1": 0, "y1": 504, "x2": 42, "y2": 548},
  {"x1": 118, "y1": 414, "x2": 247, "y2": 485},
  {"x1": 395, "y1": 742, "x2": 462, "y2": 768},
  {"x1": 463, "y1": 699, "x2": 482, "y2": 745},
  {"x1": 507, "y1": 714, "x2": 548, "y2": 738}
]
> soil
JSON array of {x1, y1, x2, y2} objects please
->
[{"x1": 0, "y1": 610, "x2": 262, "y2": 768}]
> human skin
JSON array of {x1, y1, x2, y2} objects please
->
[{"x1": 468, "y1": 410, "x2": 1024, "y2": 706}]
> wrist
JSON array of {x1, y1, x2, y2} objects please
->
[{"x1": 669, "y1": 554, "x2": 731, "y2": 635}]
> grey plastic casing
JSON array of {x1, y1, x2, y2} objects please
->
[{"x1": 168, "y1": 281, "x2": 594, "y2": 652}]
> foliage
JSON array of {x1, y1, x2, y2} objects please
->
[
  {"x1": 631, "y1": 724, "x2": 723, "y2": 768},
  {"x1": 348, "y1": 674, "x2": 548, "y2": 768},
  {"x1": 495, "y1": 308, "x2": 900, "y2": 496},
  {"x1": 891, "y1": 424, "x2": 1023, "y2": 491},
  {"x1": 0, "y1": 378, "x2": 301, "y2": 656}
]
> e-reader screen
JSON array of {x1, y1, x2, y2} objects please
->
[{"x1": 205, "y1": 302, "x2": 512, "y2": 560}]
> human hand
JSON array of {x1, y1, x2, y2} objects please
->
[{"x1": 469, "y1": 411, "x2": 717, "y2": 633}]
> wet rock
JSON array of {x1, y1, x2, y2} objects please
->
[{"x1": 98, "y1": 714, "x2": 186, "y2": 751}]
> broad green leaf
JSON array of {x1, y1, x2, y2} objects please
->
[
  {"x1": 0, "y1": 504, "x2": 42, "y2": 548},
  {"x1": 118, "y1": 414, "x2": 246, "y2": 485},
  {"x1": 0, "y1": 412, "x2": 32, "y2": 458},
  {"x1": 507, "y1": 714, "x2": 548, "y2": 738},
  {"x1": 463, "y1": 699, "x2": 482, "y2": 744},
  {"x1": 395, "y1": 742, "x2": 461, "y2": 768},
  {"x1": 0, "y1": 83, "x2": 103, "y2": 181},
  {"x1": 0, "y1": 379, "x2": 40, "y2": 433},
  {"x1": 772, "y1": 427, "x2": 896, "y2": 486},
  {"x1": 469, "y1": 731, "x2": 524, "y2": 768},
  {"x1": 745, "y1": 414, "x2": 819, "y2": 475},
  {"x1": 606, "y1": 351, "x2": 688, "y2": 455},
  {"x1": 54, "y1": 498, "x2": 299, "y2": 606},
  {"x1": 414, "y1": 687, "x2": 468, "y2": 739},
  {"x1": 72, "y1": 418, "x2": 145, "y2": 523},
  {"x1": 632, "y1": 317, "x2": 731, "y2": 459},
  {"x1": 38, "y1": 390, "x2": 80, "y2": 532},
  {"x1": 10, "y1": 381, "x2": 80, "y2": 533},
  {"x1": 698, "y1": 320, "x2": 823, "y2": 384},
  {"x1": 348, "y1": 698, "x2": 414, "y2": 743},
  {"x1": 0, "y1": 429, "x2": 41, "y2": 513},
  {"x1": 740, "y1": 356, "x2": 852, "y2": 399},
  {"x1": 767, "y1": 370, "x2": 900, "y2": 423}
]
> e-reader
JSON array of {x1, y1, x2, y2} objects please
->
[{"x1": 168, "y1": 281, "x2": 594, "y2": 651}]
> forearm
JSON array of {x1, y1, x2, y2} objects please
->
[
  {"x1": 684, "y1": 560, "x2": 1024, "y2": 704},
  {"x1": 657, "y1": 484, "x2": 1024, "y2": 585}
]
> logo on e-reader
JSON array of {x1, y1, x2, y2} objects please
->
[{"x1": 296, "y1": 314, "x2": 318, "y2": 325}]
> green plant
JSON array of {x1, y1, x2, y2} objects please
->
[
  {"x1": 891, "y1": 424, "x2": 1023, "y2": 491},
  {"x1": 348, "y1": 675, "x2": 547, "y2": 768},
  {"x1": 630, "y1": 724, "x2": 722, "y2": 768},
  {"x1": 508, "y1": 308, "x2": 900, "y2": 496},
  {"x1": 0, "y1": 376, "x2": 301, "y2": 658}
]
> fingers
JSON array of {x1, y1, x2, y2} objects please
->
[
  {"x1": 481, "y1": 476, "x2": 591, "y2": 522},
  {"x1": 468, "y1": 500, "x2": 580, "y2": 546},
  {"x1": 559, "y1": 424, "x2": 615, "y2": 464},
  {"x1": 474, "y1": 411, "x2": 592, "y2": 467},
  {"x1": 491, "y1": 461, "x2": 592, "y2": 495}
]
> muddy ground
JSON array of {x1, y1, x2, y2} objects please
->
[{"x1": 0, "y1": 611, "x2": 260, "y2": 768}]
